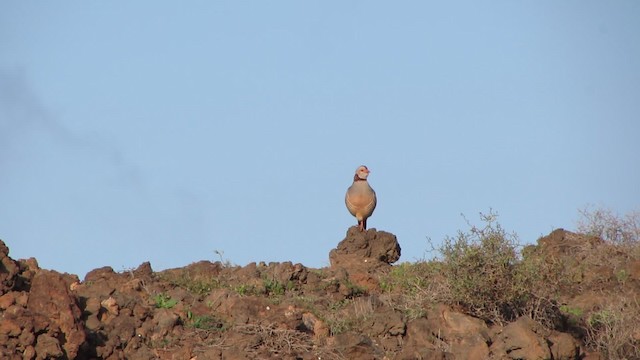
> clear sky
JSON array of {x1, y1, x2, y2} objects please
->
[{"x1": 1, "y1": 2, "x2": 639, "y2": 278}]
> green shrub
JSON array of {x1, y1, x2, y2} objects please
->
[
  {"x1": 153, "y1": 293, "x2": 178, "y2": 309},
  {"x1": 263, "y1": 278, "x2": 291, "y2": 296},
  {"x1": 437, "y1": 211, "x2": 559, "y2": 326},
  {"x1": 186, "y1": 311, "x2": 226, "y2": 331}
]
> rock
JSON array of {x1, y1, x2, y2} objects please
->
[
  {"x1": 0, "y1": 291, "x2": 16, "y2": 309},
  {"x1": 34, "y1": 334, "x2": 63, "y2": 359},
  {"x1": 132, "y1": 261, "x2": 154, "y2": 278},
  {"x1": 362, "y1": 305, "x2": 405, "y2": 337},
  {"x1": 0, "y1": 239, "x2": 20, "y2": 293},
  {"x1": 101, "y1": 296, "x2": 119, "y2": 316},
  {"x1": 0, "y1": 318, "x2": 21, "y2": 336},
  {"x1": 549, "y1": 331, "x2": 580, "y2": 360},
  {"x1": 154, "y1": 308, "x2": 180, "y2": 330},
  {"x1": 0, "y1": 230, "x2": 620, "y2": 359},
  {"x1": 329, "y1": 227, "x2": 401, "y2": 270},
  {"x1": 270, "y1": 261, "x2": 308, "y2": 285},
  {"x1": 399, "y1": 306, "x2": 492, "y2": 360},
  {"x1": 538, "y1": 228, "x2": 603, "y2": 254},
  {"x1": 329, "y1": 228, "x2": 401, "y2": 292},
  {"x1": 330, "y1": 332, "x2": 378, "y2": 359},
  {"x1": 301, "y1": 312, "x2": 329, "y2": 340},
  {"x1": 425, "y1": 305, "x2": 490, "y2": 360},
  {"x1": 84, "y1": 266, "x2": 117, "y2": 282},
  {"x1": 27, "y1": 270, "x2": 86, "y2": 359},
  {"x1": 23, "y1": 345, "x2": 36, "y2": 360},
  {"x1": 490, "y1": 316, "x2": 551, "y2": 359}
]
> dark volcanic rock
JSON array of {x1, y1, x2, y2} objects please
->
[{"x1": 329, "y1": 227, "x2": 401, "y2": 270}]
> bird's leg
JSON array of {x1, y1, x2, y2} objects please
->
[
  {"x1": 363, "y1": 219, "x2": 367, "y2": 231},
  {"x1": 358, "y1": 220, "x2": 365, "y2": 231}
]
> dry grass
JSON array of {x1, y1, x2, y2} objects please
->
[{"x1": 235, "y1": 323, "x2": 344, "y2": 360}]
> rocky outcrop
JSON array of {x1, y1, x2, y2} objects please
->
[
  {"x1": 0, "y1": 229, "x2": 606, "y2": 359},
  {"x1": 329, "y1": 227, "x2": 401, "y2": 292},
  {"x1": 28, "y1": 270, "x2": 86, "y2": 359},
  {"x1": 330, "y1": 227, "x2": 401, "y2": 270},
  {"x1": 0, "y1": 248, "x2": 85, "y2": 360}
]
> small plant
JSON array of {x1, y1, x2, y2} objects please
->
[
  {"x1": 153, "y1": 293, "x2": 178, "y2": 309},
  {"x1": 323, "y1": 299, "x2": 354, "y2": 335},
  {"x1": 560, "y1": 305, "x2": 583, "y2": 318},
  {"x1": 328, "y1": 299, "x2": 349, "y2": 312},
  {"x1": 615, "y1": 269, "x2": 629, "y2": 284},
  {"x1": 381, "y1": 262, "x2": 423, "y2": 292},
  {"x1": 186, "y1": 311, "x2": 226, "y2": 331},
  {"x1": 233, "y1": 284, "x2": 255, "y2": 296},
  {"x1": 327, "y1": 316, "x2": 352, "y2": 335},
  {"x1": 214, "y1": 249, "x2": 234, "y2": 268},
  {"x1": 343, "y1": 279, "x2": 366, "y2": 298},
  {"x1": 160, "y1": 271, "x2": 221, "y2": 296},
  {"x1": 263, "y1": 278, "x2": 286, "y2": 296}
]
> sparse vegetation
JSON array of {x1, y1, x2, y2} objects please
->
[
  {"x1": 263, "y1": 278, "x2": 289, "y2": 296},
  {"x1": 389, "y1": 207, "x2": 640, "y2": 359},
  {"x1": 153, "y1": 293, "x2": 178, "y2": 309},
  {"x1": 322, "y1": 297, "x2": 375, "y2": 336},
  {"x1": 584, "y1": 297, "x2": 640, "y2": 360},
  {"x1": 576, "y1": 206, "x2": 640, "y2": 248},
  {"x1": 6, "y1": 206, "x2": 639, "y2": 359},
  {"x1": 161, "y1": 270, "x2": 221, "y2": 296},
  {"x1": 382, "y1": 210, "x2": 561, "y2": 326},
  {"x1": 186, "y1": 311, "x2": 226, "y2": 331},
  {"x1": 233, "y1": 283, "x2": 256, "y2": 296},
  {"x1": 214, "y1": 249, "x2": 235, "y2": 268},
  {"x1": 437, "y1": 211, "x2": 535, "y2": 325}
]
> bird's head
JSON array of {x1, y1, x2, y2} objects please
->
[{"x1": 354, "y1": 165, "x2": 370, "y2": 180}]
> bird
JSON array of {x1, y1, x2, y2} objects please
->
[{"x1": 345, "y1": 165, "x2": 377, "y2": 231}]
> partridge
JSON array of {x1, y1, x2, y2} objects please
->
[{"x1": 345, "y1": 165, "x2": 377, "y2": 231}]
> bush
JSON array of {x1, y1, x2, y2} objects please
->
[
  {"x1": 380, "y1": 261, "x2": 445, "y2": 320},
  {"x1": 438, "y1": 211, "x2": 521, "y2": 324},
  {"x1": 576, "y1": 206, "x2": 640, "y2": 248},
  {"x1": 585, "y1": 297, "x2": 640, "y2": 360},
  {"x1": 436, "y1": 211, "x2": 560, "y2": 326}
]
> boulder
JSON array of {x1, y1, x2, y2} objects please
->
[
  {"x1": 490, "y1": 316, "x2": 551, "y2": 359},
  {"x1": 0, "y1": 240, "x2": 20, "y2": 294},
  {"x1": 329, "y1": 227, "x2": 401, "y2": 270},
  {"x1": 27, "y1": 270, "x2": 86, "y2": 359}
]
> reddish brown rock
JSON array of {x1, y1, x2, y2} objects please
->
[
  {"x1": 490, "y1": 316, "x2": 551, "y2": 360},
  {"x1": 549, "y1": 331, "x2": 580, "y2": 360},
  {"x1": 415, "y1": 305, "x2": 490, "y2": 360},
  {"x1": 27, "y1": 270, "x2": 86, "y2": 359},
  {"x1": 329, "y1": 227, "x2": 401, "y2": 270},
  {"x1": 34, "y1": 333, "x2": 64, "y2": 359},
  {"x1": 0, "y1": 228, "x2": 621, "y2": 359},
  {"x1": 0, "y1": 240, "x2": 20, "y2": 293}
]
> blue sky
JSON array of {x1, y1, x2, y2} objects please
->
[{"x1": 1, "y1": 2, "x2": 639, "y2": 278}]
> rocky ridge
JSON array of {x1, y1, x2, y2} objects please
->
[{"x1": 1, "y1": 227, "x2": 638, "y2": 359}]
